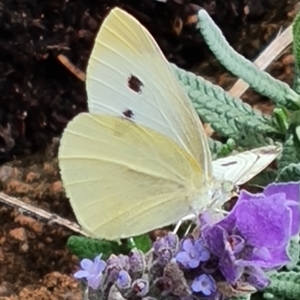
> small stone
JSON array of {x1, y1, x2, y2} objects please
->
[
  {"x1": 0, "y1": 281, "x2": 14, "y2": 297},
  {"x1": 282, "y1": 54, "x2": 294, "y2": 66},
  {"x1": 5, "y1": 179, "x2": 33, "y2": 194},
  {"x1": 25, "y1": 172, "x2": 40, "y2": 183},
  {"x1": 14, "y1": 215, "x2": 43, "y2": 234},
  {"x1": 9, "y1": 227, "x2": 27, "y2": 242},
  {"x1": 51, "y1": 181, "x2": 63, "y2": 194},
  {"x1": 0, "y1": 166, "x2": 19, "y2": 182}
]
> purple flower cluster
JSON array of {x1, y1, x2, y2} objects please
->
[
  {"x1": 73, "y1": 182, "x2": 300, "y2": 300},
  {"x1": 175, "y1": 238, "x2": 216, "y2": 296},
  {"x1": 202, "y1": 182, "x2": 300, "y2": 290}
]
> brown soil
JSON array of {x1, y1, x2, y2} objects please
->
[{"x1": 0, "y1": 0, "x2": 299, "y2": 299}]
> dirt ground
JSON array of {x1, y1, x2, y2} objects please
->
[{"x1": 0, "y1": 0, "x2": 299, "y2": 299}]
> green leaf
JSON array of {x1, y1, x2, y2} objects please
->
[
  {"x1": 293, "y1": 10, "x2": 300, "y2": 70},
  {"x1": 278, "y1": 135, "x2": 300, "y2": 170},
  {"x1": 292, "y1": 9, "x2": 300, "y2": 94},
  {"x1": 172, "y1": 64, "x2": 277, "y2": 148},
  {"x1": 132, "y1": 234, "x2": 152, "y2": 253},
  {"x1": 66, "y1": 236, "x2": 131, "y2": 260},
  {"x1": 276, "y1": 162, "x2": 300, "y2": 182},
  {"x1": 286, "y1": 236, "x2": 300, "y2": 270},
  {"x1": 272, "y1": 107, "x2": 290, "y2": 134},
  {"x1": 230, "y1": 296, "x2": 251, "y2": 300},
  {"x1": 248, "y1": 169, "x2": 277, "y2": 188},
  {"x1": 197, "y1": 9, "x2": 300, "y2": 108}
]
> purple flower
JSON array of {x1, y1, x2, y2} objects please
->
[
  {"x1": 74, "y1": 254, "x2": 106, "y2": 289},
  {"x1": 191, "y1": 274, "x2": 216, "y2": 296},
  {"x1": 116, "y1": 270, "x2": 131, "y2": 289},
  {"x1": 105, "y1": 254, "x2": 130, "y2": 284},
  {"x1": 153, "y1": 233, "x2": 179, "y2": 265},
  {"x1": 131, "y1": 278, "x2": 149, "y2": 296},
  {"x1": 153, "y1": 232, "x2": 179, "y2": 254},
  {"x1": 202, "y1": 182, "x2": 300, "y2": 290},
  {"x1": 176, "y1": 238, "x2": 210, "y2": 268},
  {"x1": 128, "y1": 249, "x2": 145, "y2": 279}
]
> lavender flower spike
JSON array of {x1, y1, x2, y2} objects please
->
[{"x1": 74, "y1": 254, "x2": 107, "y2": 289}]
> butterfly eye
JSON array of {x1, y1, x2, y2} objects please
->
[
  {"x1": 128, "y1": 75, "x2": 144, "y2": 93},
  {"x1": 222, "y1": 181, "x2": 234, "y2": 194}
]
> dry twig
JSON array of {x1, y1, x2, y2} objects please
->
[
  {"x1": 57, "y1": 54, "x2": 86, "y2": 81},
  {"x1": 228, "y1": 24, "x2": 293, "y2": 98},
  {"x1": 0, "y1": 192, "x2": 88, "y2": 236}
]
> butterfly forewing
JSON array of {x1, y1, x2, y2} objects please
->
[
  {"x1": 86, "y1": 8, "x2": 212, "y2": 181},
  {"x1": 212, "y1": 145, "x2": 282, "y2": 186}
]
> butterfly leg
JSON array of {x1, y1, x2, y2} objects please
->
[
  {"x1": 213, "y1": 208, "x2": 229, "y2": 215},
  {"x1": 172, "y1": 220, "x2": 182, "y2": 234},
  {"x1": 172, "y1": 213, "x2": 196, "y2": 234},
  {"x1": 184, "y1": 223, "x2": 193, "y2": 236}
]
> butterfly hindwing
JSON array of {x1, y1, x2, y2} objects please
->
[{"x1": 58, "y1": 113, "x2": 209, "y2": 240}]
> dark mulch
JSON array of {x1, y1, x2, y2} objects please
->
[{"x1": 0, "y1": 0, "x2": 293, "y2": 159}]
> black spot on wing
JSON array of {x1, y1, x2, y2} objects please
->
[
  {"x1": 122, "y1": 109, "x2": 134, "y2": 119},
  {"x1": 221, "y1": 161, "x2": 238, "y2": 167},
  {"x1": 128, "y1": 75, "x2": 143, "y2": 94}
]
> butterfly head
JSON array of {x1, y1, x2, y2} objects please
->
[{"x1": 207, "y1": 179, "x2": 234, "y2": 211}]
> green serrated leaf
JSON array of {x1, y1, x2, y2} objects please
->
[
  {"x1": 292, "y1": 10, "x2": 300, "y2": 97},
  {"x1": 230, "y1": 295, "x2": 251, "y2": 300},
  {"x1": 295, "y1": 126, "x2": 300, "y2": 144},
  {"x1": 293, "y1": 10, "x2": 300, "y2": 70},
  {"x1": 276, "y1": 162, "x2": 300, "y2": 182},
  {"x1": 286, "y1": 236, "x2": 300, "y2": 270},
  {"x1": 248, "y1": 169, "x2": 277, "y2": 188},
  {"x1": 172, "y1": 63, "x2": 277, "y2": 148},
  {"x1": 278, "y1": 135, "x2": 300, "y2": 170},
  {"x1": 132, "y1": 234, "x2": 152, "y2": 253},
  {"x1": 208, "y1": 137, "x2": 236, "y2": 159},
  {"x1": 272, "y1": 107, "x2": 290, "y2": 134},
  {"x1": 66, "y1": 236, "x2": 131, "y2": 260},
  {"x1": 293, "y1": 66, "x2": 300, "y2": 95},
  {"x1": 290, "y1": 110, "x2": 300, "y2": 127},
  {"x1": 197, "y1": 9, "x2": 300, "y2": 108},
  {"x1": 215, "y1": 138, "x2": 236, "y2": 158}
]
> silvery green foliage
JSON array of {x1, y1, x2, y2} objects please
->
[
  {"x1": 173, "y1": 64, "x2": 277, "y2": 149},
  {"x1": 277, "y1": 162, "x2": 300, "y2": 182},
  {"x1": 263, "y1": 271, "x2": 300, "y2": 300},
  {"x1": 293, "y1": 10, "x2": 300, "y2": 94},
  {"x1": 196, "y1": 10, "x2": 300, "y2": 109},
  {"x1": 173, "y1": 8, "x2": 300, "y2": 181},
  {"x1": 286, "y1": 236, "x2": 300, "y2": 271}
]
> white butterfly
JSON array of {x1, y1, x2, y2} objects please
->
[{"x1": 58, "y1": 8, "x2": 281, "y2": 240}]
